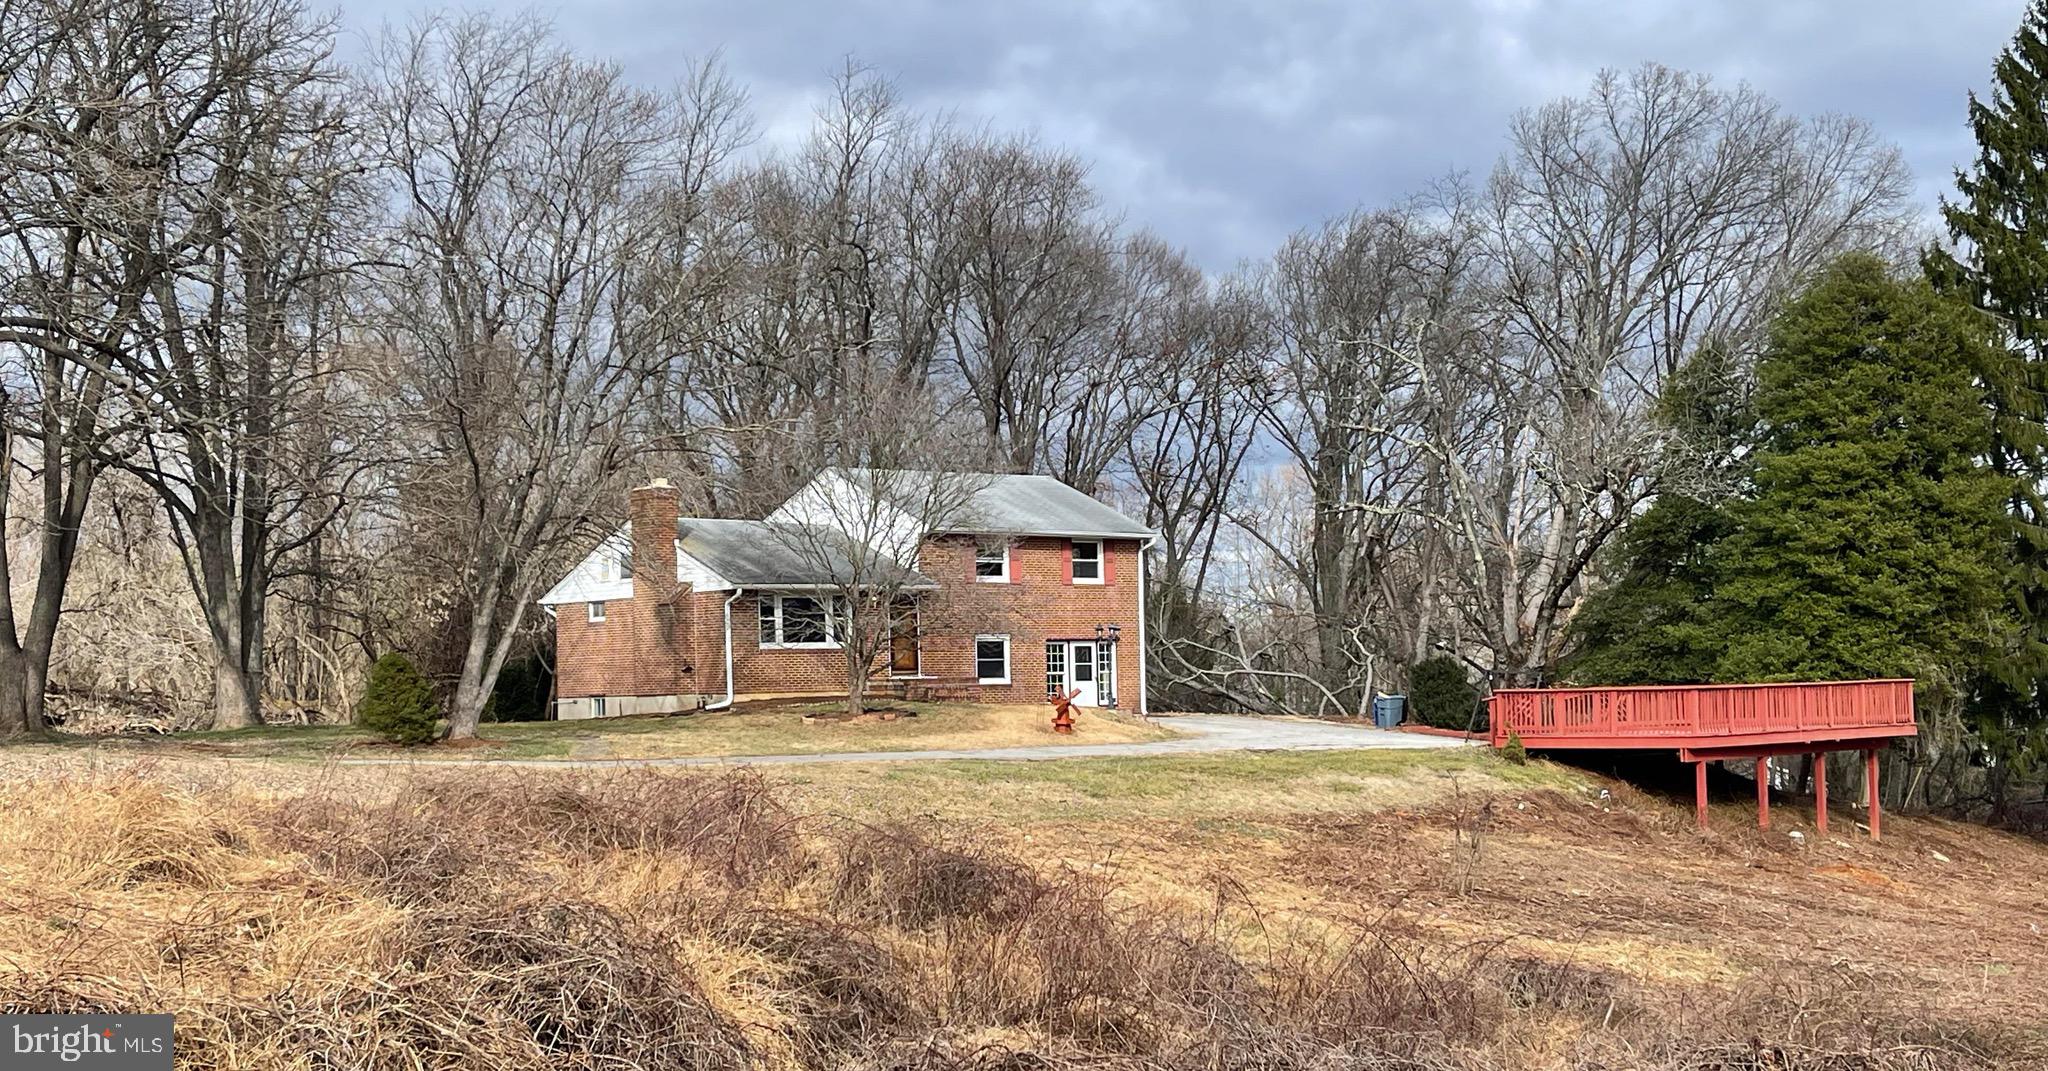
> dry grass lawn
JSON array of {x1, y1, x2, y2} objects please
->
[
  {"x1": 12, "y1": 697, "x2": 1177, "y2": 762},
  {"x1": 0, "y1": 744, "x2": 2041, "y2": 1069}
]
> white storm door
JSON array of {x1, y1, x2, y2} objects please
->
[{"x1": 1067, "y1": 642, "x2": 1099, "y2": 707}]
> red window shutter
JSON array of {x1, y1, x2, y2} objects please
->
[
  {"x1": 1062, "y1": 540, "x2": 1074, "y2": 584},
  {"x1": 1008, "y1": 542, "x2": 1019, "y2": 584},
  {"x1": 1103, "y1": 541, "x2": 1116, "y2": 584}
]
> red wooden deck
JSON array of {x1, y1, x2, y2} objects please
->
[{"x1": 1487, "y1": 679, "x2": 1916, "y2": 837}]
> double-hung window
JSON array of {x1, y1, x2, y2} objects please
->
[
  {"x1": 758, "y1": 594, "x2": 847, "y2": 649},
  {"x1": 975, "y1": 635, "x2": 1011, "y2": 685},
  {"x1": 974, "y1": 537, "x2": 1009, "y2": 582},
  {"x1": 1070, "y1": 540, "x2": 1102, "y2": 583},
  {"x1": 615, "y1": 547, "x2": 634, "y2": 581}
]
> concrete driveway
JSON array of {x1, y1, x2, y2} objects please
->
[{"x1": 340, "y1": 714, "x2": 1472, "y2": 769}]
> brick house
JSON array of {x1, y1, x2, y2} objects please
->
[{"x1": 538, "y1": 469, "x2": 1155, "y2": 718}]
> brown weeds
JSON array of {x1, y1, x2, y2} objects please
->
[{"x1": 0, "y1": 768, "x2": 2025, "y2": 1070}]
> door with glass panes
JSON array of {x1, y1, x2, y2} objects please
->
[{"x1": 1046, "y1": 640, "x2": 1108, "y2": 706}]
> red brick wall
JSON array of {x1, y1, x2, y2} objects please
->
[
  {"x1": 731, "y1": 592, "x2": 878, "y2": 696},
  {"x1": 554, "y1": 534, "x2": 1146, "y2": 711},
  {"x1": 556, "y1": 587, "x2": 734, "y2": 701},
  {"x1": 913, "y1": 535, "x2": 1143, "y2": 709}
]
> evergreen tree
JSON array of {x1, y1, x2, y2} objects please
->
[
  {"x1": 1926, "y1": 0, "x2": 2048, "y2": 792},
  {"x1": 1563, "y1": 495, "x2": 1735, "y2": 684},
  {"x1": 1716, "y1": 257, "x2": 2017, "y2": 688},
  {"x1": 357, "y1": 653, "x2": 443, "y2": 746}
]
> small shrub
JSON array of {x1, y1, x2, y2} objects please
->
[
  {"x1": 1502, "y1": 731, "x2": 1528, "y2": 765},
  {"x1": 1409, "y1": 655, "x2": 1481, "y2": 730},
  {"x1": 356, "y1": 652, "x2": 441, "y2": 745}
]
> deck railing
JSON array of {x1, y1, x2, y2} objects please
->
[{"x1": 1487, "y1": 679, "x2": 1916, "y2": 748}]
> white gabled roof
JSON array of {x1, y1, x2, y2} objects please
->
[{"x1": 819, "y1": 468, "x2": 1155, "y2": 539}]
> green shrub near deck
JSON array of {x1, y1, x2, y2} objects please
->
[
  {"x1": 1409, "y1": 656, "x2": 1480, "y2": 731},
  {"x1": 357, "y1": 653, "x2": 442, "y2": 745}
]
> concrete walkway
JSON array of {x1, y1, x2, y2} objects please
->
[{"x1": 339, "y1": 714, "x2": 1469, "y2": 770}]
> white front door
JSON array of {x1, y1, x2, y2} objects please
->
[{"x1": 1067, "y1": 642, "x2": 1099, "y2": 707}]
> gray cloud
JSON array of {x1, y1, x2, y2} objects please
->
[{"x1": 335, "y1": 0, "x2": 2025, "y2": 270}]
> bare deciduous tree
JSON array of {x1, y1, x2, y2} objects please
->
[
  {"x1": 1458, "y1": 63, "x2": 1914, "y2": 683},
  {"x1": 368, "y1": 14, "x2": 745, "y2": 738},
  {"x1": 0, "y1": 0, "x2": 326, "y2": 733},
  {"x1": 102, "y1": 1, "x2": 366, "y2": 729}
]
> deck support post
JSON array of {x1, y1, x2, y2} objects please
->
[
  {"x1": 1694, "y1": 760, "x2": 1708, "y2": 831},
  {"x1": 1756, "y1": 756, "x2": 1770, "y2": 829},
  {"x1": 1813, "y1": 752, "x2": 1827, "y2": 837},
  {"x1": 1865, "y1": 749, "x2": 1881, "y2": 842}
]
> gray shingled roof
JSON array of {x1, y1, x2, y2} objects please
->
[
  {"x1": 837, "y1": 469, "x2": 1154, "y2": 538},
  {"x1": 676, "y1": 518, "x2": 933, "y2": 588}
]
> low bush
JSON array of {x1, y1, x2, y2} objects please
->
[
  {"x1": 1410, "y1": 655, "x2": 1482, "y2": 730},
  {"x1": 355, "y1": 652, "x2": 441, "y2": 745}
]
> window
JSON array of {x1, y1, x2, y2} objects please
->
[
  {"x1": 974, "y1": 537, "x2": 1010, "y2": 582},
  {"x1": 1045, "y1": 641, "x2": 1066, "y2": 697},
  {"x1": 591, "y1": 697, "x2": 607, "y2": 718},
  {"x1": 757, "y1": 594, "x2": 847, "y2": 648},
  {"x1": 1071, "y1": 540, "x2": 1102, "y2": 583},
  {"x1": 975, "y1": 635, "x2": 1010, "y2": 684},
  {"x1": 615, "y1": 547, "x2": 634, "y2": 580},
  {"x1": 782, "y1": 595, "x2": 829, "y2": 644},
  {"x1": 588, "y1": 601, "x2": 607, "y2": 622}
]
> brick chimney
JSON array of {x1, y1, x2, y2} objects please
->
[{"x1": 629, "y1": 478, "x2": 680, "y2": 597}]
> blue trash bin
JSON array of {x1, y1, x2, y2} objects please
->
[{"x1": 1372, "y1": 694, "x2": 1406, "y2": 729}]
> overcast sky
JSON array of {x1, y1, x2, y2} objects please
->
[{"x1": 334, "y1": 1, "x2": 2027, "y2": 272}]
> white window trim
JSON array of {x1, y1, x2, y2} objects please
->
[
  {"x1": 975, "y1": 634, "x2": 1011, "y2": 685},
  {"x1": 758, "y1": 593, "x2": 845, "y2": 650},
  {"x1": 588, "y1": 600, "x2": 607, "y2": 622},
  {"x1": 974, "y1": 537, "x2": 1010, "y2": 583},
  {"x1": 591, "y1": 696, "x2": 608, "y2": 718},
  {"x1": 1071, "y1": 540, "x2": 1104, "y2": 585}
]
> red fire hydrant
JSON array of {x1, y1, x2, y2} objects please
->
[{"x1": 1048, "y1": 688, "x2": 1080, "y2": 734}]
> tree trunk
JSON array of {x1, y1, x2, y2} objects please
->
[
  {"x1": 447, "y1": 674, "x2": 489, "y2": 740},
  {"x1": 445, "y1": 591, "x2": 527, "y2": 740},
  {"x1": 209, "y1": 652, "x2": 262, "y2": 729},
  {"x1": 846, "y1": 655, "x2": 868, "y2": 718},
  {"x1": 0, "y1": 647, "x2": 35, "y2": 737}
]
